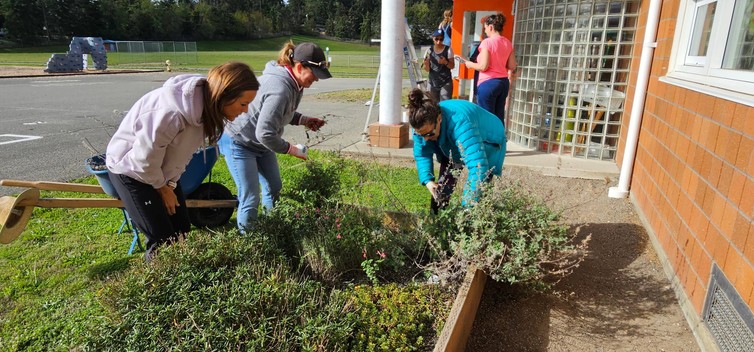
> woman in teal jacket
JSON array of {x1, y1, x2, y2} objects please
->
[{"x1": 408, "y1": 88, "x2": 506, "y2": 211}]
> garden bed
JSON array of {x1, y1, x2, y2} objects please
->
[{"x1": 0, "y1": 152, "x2": 588, "y2": 351}]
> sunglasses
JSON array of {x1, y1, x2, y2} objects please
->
[
  {"x1": 418, "y1": 123, "x2": 438, "y2": 138},
  {"x1": 433, "y1": 37, "x2": 443, "y2": 41},
  {"x1": 304, "y1": 60, "x2": 329, "y2": 68}
]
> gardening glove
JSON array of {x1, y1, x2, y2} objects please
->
[
  {"x1": 287, "y1": 143, "x2": 308, "y2": 160},
  {"x1": 299, "y1": 116, "x2": 325, "y2": 131},
  {"x1": 425, "y1": 181, "x2": 439, "y2": 200}
]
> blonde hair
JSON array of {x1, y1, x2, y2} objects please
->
[
  {"x1": 203, "y1": 61, "x2": 259, "y2": 144},
  {"x1": 277, "y1": 40, "x2": 296, "y2": 66},
  {"x1": 440, "y1": 9, "x2": 452, "y2": 27}
]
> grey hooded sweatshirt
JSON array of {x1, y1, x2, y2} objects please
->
[{"x1": 224, "y1": 61, "x2": 305, "y2": 153}]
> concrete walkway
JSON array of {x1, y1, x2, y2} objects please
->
[{"x1": 284, "y1": 95, "x2": 619, "y2": 180}]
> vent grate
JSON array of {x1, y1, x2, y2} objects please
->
[{"x1": 703, "y1": 265, "x2": 754, "y2": 352}]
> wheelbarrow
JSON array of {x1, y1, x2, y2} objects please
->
[
  {"x1": 85, "y1": 146, "x2": 235, "y2": 229},
  {"x1": 0, "y1": 147, "x2": 237, "y2": 252}
]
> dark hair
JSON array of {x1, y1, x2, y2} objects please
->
[
  {"x1": 485, "y1": 13, "x2": 506, "y2": 33},
  {"x1": 203, "y1": 61, "x2": 259, "y2": 145},
  {"x1": 407, "y1": 88, "x2": 441, "y2": 130}
]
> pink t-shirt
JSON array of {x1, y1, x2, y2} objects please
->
[{"x1": 477, "y1": 36, "x2": 513, "y2": 85}]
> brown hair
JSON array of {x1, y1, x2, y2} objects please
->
[
  {"x1": 485, "y1": 13, "x2": 506, "y2": 33},
  {"x1": 277, "y1": 40, "x2": 296, "y2": 66},
  {"x1": 203, "y1": 61, "x2": 259, "y2": 145},
  {"x1": 407, "y1": 88, "x2": 441, "y2": 130}
]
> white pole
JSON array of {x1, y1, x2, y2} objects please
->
[
  {"x1": 608, "y1": 0, "x2": 662, "y2": 199},
  {"x1": 379, "y1": 0, "x2": 405, "y2": 125}
]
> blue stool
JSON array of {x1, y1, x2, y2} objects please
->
[{"x1": 117, "y1": 209, "x2": 143, "y2": 255}]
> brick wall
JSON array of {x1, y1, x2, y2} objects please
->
[{"x1": 622, "y1": 0, "x2": 754, "y2": 316}]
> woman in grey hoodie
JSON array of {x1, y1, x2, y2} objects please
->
[
  {"x1": 220, "y1": 42, "x2": 332, "y2": 233},
  {"x1": 107, "y1": 62, "x2": 259, "y2": 261}
]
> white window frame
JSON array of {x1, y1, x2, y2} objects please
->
[{"x1": 666, "y1": 0, "x2": 754, "y2": 103}]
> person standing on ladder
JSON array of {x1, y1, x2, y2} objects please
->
[
  {"x1": 423, "y1": 28, "x2": 455, "y2": 102},
  {"x1": 438, "y1": 9, "x2": 453, "y2": 47}
]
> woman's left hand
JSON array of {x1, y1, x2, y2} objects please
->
[{"x1": 158, "y1": 186, "x2": 180, "y2": 215}]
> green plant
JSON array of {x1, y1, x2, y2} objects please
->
[
  {"x1": 84, "y1": 231, "x2": 353, "y2": 351},
  {"x1": 255, "y1": 200, "x2": 409, "y2": 285},
  {"x1": 361, "y1": 258, "x2": 382, "y2": 285},
  {"x1": 283, "y1": 154, "x2": 344, "y2": 208},
  {"x1": 420, "y1": 177, "x2": 590, "y2": 288},
  {"x1": 340, "y1": 283, "x2": 454, "y2": 352}
]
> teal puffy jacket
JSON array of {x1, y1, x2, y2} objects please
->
[{"x1": 413, "y1": 99, "x2": 506, "y2": 204}]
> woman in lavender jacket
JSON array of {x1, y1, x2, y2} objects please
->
[{"x1": 107, "y1": 62, "x2": 259, "y2": 261}]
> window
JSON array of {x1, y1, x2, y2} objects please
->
[{"x1": 668, "y1": 0, "x2": 754, "y2": 99}]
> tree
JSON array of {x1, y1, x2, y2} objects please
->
[{"x1": 1, "y1": 0, "x2": 46, "y2": 43}]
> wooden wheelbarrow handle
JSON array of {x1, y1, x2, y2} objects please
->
[
  {"x1": 1, "y1": 188, "x2": 237, "y2": 244},
  {"x1": 0, "y1": 180, "x2": 105, "y2": 194},
  {"x1": 17, "y1": 198, "x2": 237, "y2": 208}
]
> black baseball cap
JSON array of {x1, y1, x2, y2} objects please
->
[
  {"x1": 431, "y1": 29, "x2": 444, "y2": 38},
  {"x1": 293, "y1": 42, "x2": 332, "y2": 79}
]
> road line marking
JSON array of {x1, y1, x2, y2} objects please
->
[{"x1": 0, "y1": 134, "x2": 43, "y2": 145}]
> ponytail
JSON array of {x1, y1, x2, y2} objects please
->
[{"x1": 277, "y1": 41, "x2": 296, "y2": 66}]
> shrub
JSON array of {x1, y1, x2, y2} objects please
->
[
  {"x1": 269, "y1": 155, "x2": 427, "y2": 285},
  {"x1": 255, "y1": 200, "x2": 418, "y2": 285},
  {"x1": 339, "y1": 283, "x2": 454, "y2": 351},
  {"x1": 420, "y1": 177, "x2": 589, "y2": 288},
  {"x1": 83, "y1": 231, "x2": 353, "y2": 351},
  {"x1": 283, "y1": 152, "x2": 344, "y2": 208}
]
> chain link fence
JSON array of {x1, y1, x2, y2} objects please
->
[{"x1": 106, "y1": 41, "x2": 198, "y2": 67}]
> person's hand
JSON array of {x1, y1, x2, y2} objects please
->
[
  {"x1": 438, "y1": 56, "x2": 448, "y2": 65},
  {"x1": 158, "y1": 186, "x2": 180, "y2": 215},
  {"x1": 300, "y1": 116, "x2": 326, "y2": 131},
  {"x1": 288, "y1": 143, "x2": 308, "y2": 160},
  {"x1": 425, "y1": 181, "x2": 439, "y2": 200}
]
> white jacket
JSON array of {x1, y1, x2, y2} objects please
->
[{"x1": 106, "y1": 74, "x2": 206, "y2": 189}]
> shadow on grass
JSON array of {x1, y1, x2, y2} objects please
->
[
  {"x1": 87, "y1": 257, "x2": 132, "y2": 280},
  {"x1": 466, "y1": 222, "x2": 686, "y2": 351}
]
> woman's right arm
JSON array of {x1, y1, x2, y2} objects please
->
[
  {"x1": 464, "y1": 48, "x2": 489, "y2": 72},
  {"x1": 413, "y1": 139, "x2": 436, "y2": 186}
]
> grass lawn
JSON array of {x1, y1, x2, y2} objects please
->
[
  {"x1": 0, "y1": 151, "x2": 428, "y2": 350},
  {"x1": 0, "y1": 35, "x2": 382, "y2": 77}
]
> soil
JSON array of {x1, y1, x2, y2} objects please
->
[
  {"x1": 0, "y1": 66, "x2": 45, "y2": 77},
  {"x1": 465, "y1": 166, "x2": 700, "y2": 351}
]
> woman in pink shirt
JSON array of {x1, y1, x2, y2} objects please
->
[{"x1": 461, "y1": 13, "x2": 517, "y2": 125}]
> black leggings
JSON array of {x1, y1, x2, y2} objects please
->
[{"x1": 109, "y1": 173, "x2": 190, "y2": 254}]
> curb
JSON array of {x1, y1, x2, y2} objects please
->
[{"x1": 0, "y1": 69, "x2": 164, "y2": 79}]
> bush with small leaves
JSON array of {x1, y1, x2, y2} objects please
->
[
  {"x1": 339, "y1": 283, "x2": 454, "y2": 352},
  {"x1": 420, "y1": 177, "x2": 590, "y2": 288},
  {"x1": 83, "y1": 231, "x2": 353, "y2": 351}
]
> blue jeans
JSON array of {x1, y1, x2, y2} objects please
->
[
  {"x1": 477, "y1": 78, "x2": 510, "y2": 125},
  {"x1": 218, "y1": 134, "x2": 281, "y2": 233}
]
